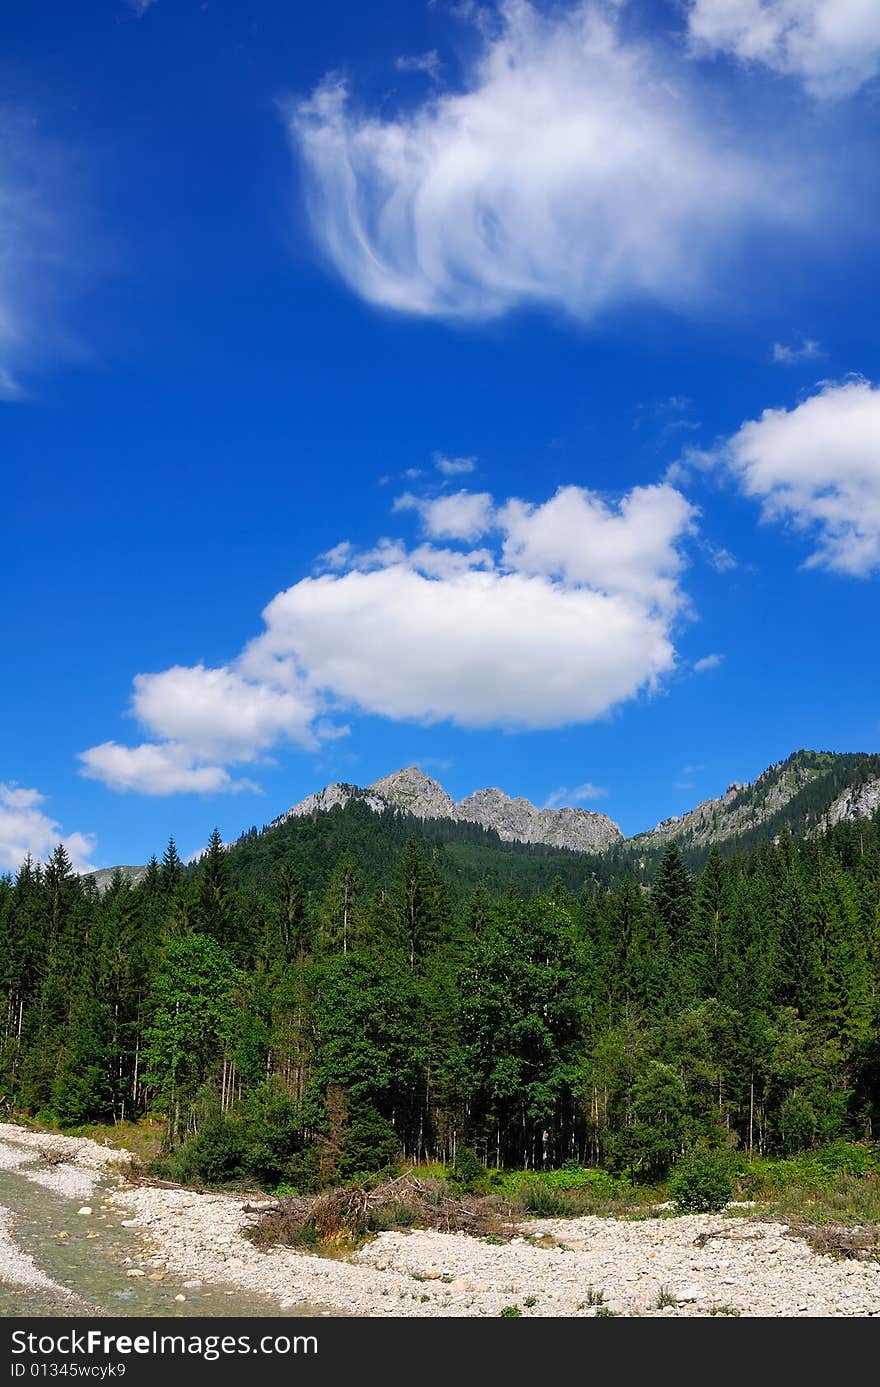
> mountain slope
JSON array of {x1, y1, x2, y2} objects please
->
[
  {"x1": 628, "y1": 750, "x2": 880, "y2": 856},
  {"x1": 83, "y1": 748, "x2": 880, "y2": 892}
]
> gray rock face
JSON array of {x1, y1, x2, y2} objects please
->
[
  {"x1": 825, "y1": 777, "x2": 880, "y2": 827},
  {"x1": 278, "y1": 782, "x2": 386, "y2": 823},
  {"x1": 456, "y1": 788, "x2": 622, "y2": 853},
  {"x1": 276, "y1": 765, "x2": 623, "y2": 854},
  {"x1": 629, "y1": 752, "x2": 873, "y2": 852},
  {"x1": 368, "y1": 768, "x2": 457, "y2": 821},
  {"x1": 83, "y1": 866, "x2": 149, "y2": 896}
]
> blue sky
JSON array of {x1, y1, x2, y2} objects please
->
[{"x1": 3, "y1": 0, "x2": 880, "y2": 870}]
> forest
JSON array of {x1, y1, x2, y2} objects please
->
[{"x1": 0, "y1": 800, "x2": 878, "y2": 1190}]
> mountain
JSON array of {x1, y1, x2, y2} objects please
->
[
  {"x1": 83, "y1": 749, "x2": 880, "y2": 892},
  {"x1": 628, "y1": 750, "x2": 880, "y2": 857},
  {"x1": 279, "y1": 764, "x2": 624, "y2": 854},
  {"x1": 84, "y1": 865, "x2": 149, "y2": 894}
]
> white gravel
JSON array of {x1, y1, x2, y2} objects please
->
[
  {"x1": 0, "y1": 1206, "x2": 70, "y2": 1296},
  {"x1": 2, "y1": 1123, "x2": 878, "y2": 1317},
  {"x1": 24, "y1": 1165, "x2": 102, "y2": 1200},
  {"x1": 111, "y1": 1185, "x2": 880, "y2": 1317},
  {"x1": 0, "y1": 1123, "x2": 130, "y2": 1172}
]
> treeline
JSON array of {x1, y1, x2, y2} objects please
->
[{"x1": 0, "y1": 813, "x2": 878, "y2": 1186}]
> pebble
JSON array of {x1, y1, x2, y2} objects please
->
[
  {"x1": 4, "y1": 1125, "x2": 879, "y2": 1318},
  {"x1": 77, "y1": 1207, "x2": 92, "y2": 1217}
]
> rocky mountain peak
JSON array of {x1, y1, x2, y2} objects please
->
[{"x1": 368, "y1": 766, "x2": 457, "y2": 819}]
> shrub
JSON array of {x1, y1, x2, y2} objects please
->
[
  {"x1": 171, "y1": 1115, "x2": 245, "y2": 1186},
  {"x1": 334, "y1": 1101, "x2": 401, "y2": 1182},
  {"x1": 669, "y1": 1151, "x2": 734, "y2": 1213},
  {"x1": 447, "y1": 1147, "x2": 486, "y2": 1194}
]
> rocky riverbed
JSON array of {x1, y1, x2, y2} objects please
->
[{"x1": 1, "y1": 1123, "x2": 879, "y2": 1316}]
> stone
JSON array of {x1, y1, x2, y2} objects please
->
[
  {"x1": 77, "y1": 1206, "x2": 92, "y2": 1216},
  {"x1": 174, "y1": 1294, "x2": 186, "y2": 1303},
  {"x1": 126, "y1": 1269, "x2": 145, "y2": 1278}
]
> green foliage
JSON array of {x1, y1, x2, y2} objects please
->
[
  {"x1": 2, "y1": 786, "x2": 880, "y2": 1188},
  {"x1": 499, "y1": 1305, "x2": 521, "y2": 1317},
  {"x1": 336, "y1": 1102, "x2": 402, "y2": 1181},
  {"x1": 447, "y1": 1146, "x2": 487, "y2": 1194},
  {"x1": 669, "y1": 1150, "x2": 735, "y2": 1213}
]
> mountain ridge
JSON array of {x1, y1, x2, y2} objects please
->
[
  {"x1": 83, "y1": 748, "x2": 880, "y2": 888},
  {"x1": 276, "y1": 763, "x2": 624, "y2": 855}
]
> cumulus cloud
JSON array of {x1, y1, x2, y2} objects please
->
[
  {"x1": 242, "y1": 481, "x2": 696, "y2": 730},
  {"x1": 687, "y1": 0, "x2": 880, "y2": 98},
  {"x1": 394, "y1": 489, "x2": 495, "y2": 540},
  {"x1": 289, "y1": 1, "x2": 791, "y2": 321},
  {"x1": 131, "y1": 664, "x2": 319, "y2": 760},
  {"x1": 498, "y1": 484, "x2": 696, "y2": 614},
  {"x1": 83, "y1": 480, "x2": 698, "y2": 791},
  {"x1": 78, "y1": 742, "x2": 258, "y2": 797},
  {"x1": 693, "y1": 652, "x2": 724, "y2": 672},
  {"x1": 0, "y1": 783, "x2": 96, "y2": 874},
  {"x1": 544, "y1": 782, "x2": 608, "y2": 809},
  {"x1": 773, "y1": 337, "x2": 822, "y2": 363},
  {"x1": 713, "y1": 378, "x2": 880, "y2": 575}
]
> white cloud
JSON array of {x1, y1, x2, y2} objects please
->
[
  {"x1": 687, "y1": 0, "x2": 880, "y2": 98},
  {"x1": 131, "y1": 664, "x2": 319, "y2": 760},
  {"x1": 395, "y1": 50, "x2": 441, "y2": 78},
  {"x1": 78, "y1": 660, "x2": 321, "y2": 796},
  {"x1": 289, "y1": 1, "x2": 790, "y2": 322},
  {"x1": 0, "y1": 782, "x2": 96, "y2": 874},
  {"x1": 243, "y1": 481, "x2": 696, "y2": 730},
  {"x1": 703, "y1": 543, "x2": 738, "y2": 572},
  {"x1": 694, "y1": 652, "x2": 724, "y2": 672},
  {"x1": 247, "y1": 564, "x2": 676, "y2": 729},
  {"x1": 394, "y1": 489, "x2": 495, "y2": 540},
  {"x1": 435, "y1": 454, "x2": 477, "y2": 476},
  {"x1": 715, "y1": 378, "x2": 880, "y2": 575},
  {"x1": 0, "y1": 109, "x2": 92, "y2": 398},
  {"x1": 544, "y1": 782, "x2": 608, "y2": 809},
  {"x1": 84, "y1": 479, "x2": 698, "y2": 789},
  {"x1": 498, "y1": 484, "x2": 697, "y2": 613},
  {"x1": 78, "y1": 742, "x2": 257, "y2": 797},
  {"x1": 773, "y1": 337, "x2": 822, "y2": 363}
]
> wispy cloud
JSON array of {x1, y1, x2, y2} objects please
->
[
  {"x1": 435, "y1": 454, "x2": 477, "y2": 477},
  {"x1": 694, "y1": 653, "x2": 724, "y2": 672},
  {"x1": 544, "y1": 782, "x2": 608, "y2": 809},
  {"x1": 290, "y1": 1, "x2": 798, "y2": 323},
  {"x1": 395, "y1": 50, "x2": 441, "y2": 79},
  {"x1": 0, "y1": 106, "x2": 100, "y2": 399},
  {"x1": 773, "y1": 338, "x2": 823, "y2": 364}
]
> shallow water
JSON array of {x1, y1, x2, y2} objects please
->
[{"x1": 0, "y1": 1166, "x2": 334, "y2": 1318}]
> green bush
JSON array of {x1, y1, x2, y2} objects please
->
[
  {"x1": 171, "y1": 1115, "x2": 245, "y2": 1186},
  {"x1": 447, "y1": 1147, "x2": 487, "y2": 1194},
  {"x1": 336, "y1": 1103, "x2": 401, "y2": 1181},
  {"x1": 738, "y1": 1143, "x2": 880, "y2": 1198},
  {"x1": 669, "y1": 1151, "x2": 734, "y2": 1213}
]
